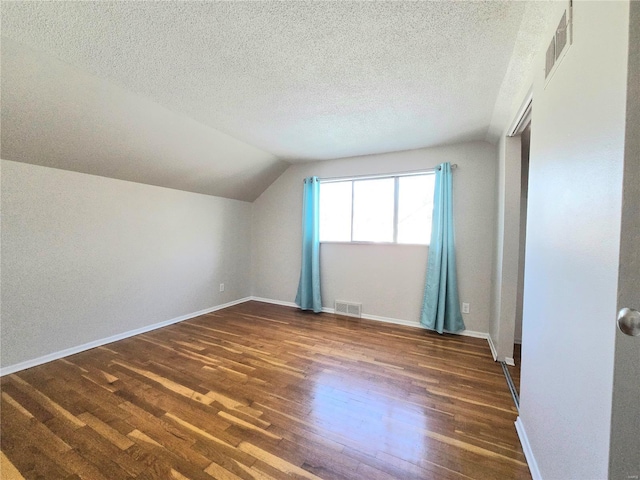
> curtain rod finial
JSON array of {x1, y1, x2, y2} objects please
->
[{"x1": 437, "y1": 163, "x2": 458, "y2": 171}]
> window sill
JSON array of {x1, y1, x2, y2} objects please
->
[{"x1": 320, "y1": 241, "x2": 429, "y2": 247}]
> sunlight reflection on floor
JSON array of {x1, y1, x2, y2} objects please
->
[{"x1": 311, "y1": 371, "x2": 427, "y2": 464}]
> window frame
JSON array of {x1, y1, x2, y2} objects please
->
[{"x1": 319, "y1": 171, "x2": 435, "y2": 246}]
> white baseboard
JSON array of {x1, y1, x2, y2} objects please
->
[
  {"x1": 361, "y1": 311, "x2": 490, "y2": 340},
  {"x1": 252, "y1": 297, "x2": 490, "y2": 340},
  {"x1": 487, "y1": 334, "x2": 498, "y2": 361},
  {"x1": 5, "y1": 295, "x2": 492, "y2": 377},
  {"x1": 515, "y1": 416, "x2": 542, "y2": 480},
  {"x1": 0, "y1": 297, "x2": 252, "y2": 377},
  {"x1": 250, "y1": 297, "x2": 298, "y2": 309},
  {"x1": 485, "y1": 335, "x2": 515, "y2": 365}
]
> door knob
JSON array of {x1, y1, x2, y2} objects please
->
[{"x1": 617, "y1": 307, "x2": 640, "y2": 336}]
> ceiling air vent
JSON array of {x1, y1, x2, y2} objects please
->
[
  {"x1": 334, "y1": 300, "x2": 362, "y2": 318},
  {"x1": 545, "y1": 38, "x2": 556, "y2": 79},
  {"x1": 545, "y1": 2, "x2": 573, "y2": 84},
  {"x1": 555, "y1": 11, "x2": 568, "y2": 59}
]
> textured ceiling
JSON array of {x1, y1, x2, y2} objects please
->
[
  {"x1": 1, "y1": 1, "x2": 540, "y2": 199},
  {"x1": 488, "y1": 0, "x2": 559, "y2": 140},
  {"x1": 1, "y1": 38, "x2": 287, "y2": 202}
]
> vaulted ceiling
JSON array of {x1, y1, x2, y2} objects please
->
[{"x1": 1, "y1": 1, "x2": 554, "y2": 201}]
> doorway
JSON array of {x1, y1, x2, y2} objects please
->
[
  {"x1": 506, "y1": 122, "x2": 530, "y2": 400},
  {"x1": 493, "y1": 91, "x2": 532, "y2": 409}
]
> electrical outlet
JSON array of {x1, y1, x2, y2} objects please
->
[
  {"x1": 219, "y1": 283, "x2": 225, "y2": 292},
  {"x1": 462, "y1": 303, "x2": 470, "y2": 314}
]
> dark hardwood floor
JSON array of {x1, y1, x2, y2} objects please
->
[{"x1": 1, "y1": 301, "x2": 530, "y2": 479}]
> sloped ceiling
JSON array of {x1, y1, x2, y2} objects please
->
[
  {"x1": 1, "y1": 38, "x2": 287, "y2": 201},
  {"x1": 2, "y1": 1, "x2": 537, "y2": 200}
]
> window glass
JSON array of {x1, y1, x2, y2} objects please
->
[
  {"x1": 319, "y1": 172, "x2": 434, "y2": 245},
  {"x1": 320, "y1": 181, "x2": 352, "y2": 242},
  {"x1": 352, "y1": 178, "x2": 394, "y2": 242},
  {"x1": 397, "y1": 175, "x2": 435, "y2": 244}
]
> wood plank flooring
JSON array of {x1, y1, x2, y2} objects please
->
[{"x1": 1, "y1": 301, "x2": 531, "y2": 479}]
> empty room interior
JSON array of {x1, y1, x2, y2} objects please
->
[{"x1": 1, "y1": 1, "x2": 638, "y2": 480}]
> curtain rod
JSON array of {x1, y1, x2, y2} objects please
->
[{"x1": 319, "y1": 164, "x2": 457, "y2": 183}]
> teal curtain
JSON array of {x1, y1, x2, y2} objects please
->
[
  {"x1": 295, "y1": 176, "x2": 322, "y2": 313},
  {"x1": 420, "y1": 163, "x2": 465, "y2": 333}
]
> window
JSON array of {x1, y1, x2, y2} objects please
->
[{"x1": 320, "y1": 172, "x2": 435, "y2": 244}]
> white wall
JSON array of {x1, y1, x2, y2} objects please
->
[
  {"x1": 518, "y1": 1, "x2": 630, "y2": 478},
  {"x1": 1, "y1": 160, "x2": 252, "y2": 369},
  {"x1": 252, "y1": 141, "x2": 497, "y2": 333}
]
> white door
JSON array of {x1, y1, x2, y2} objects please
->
[{"x1": 609, "y1": 2, "x2": 640, "y2": 476}]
